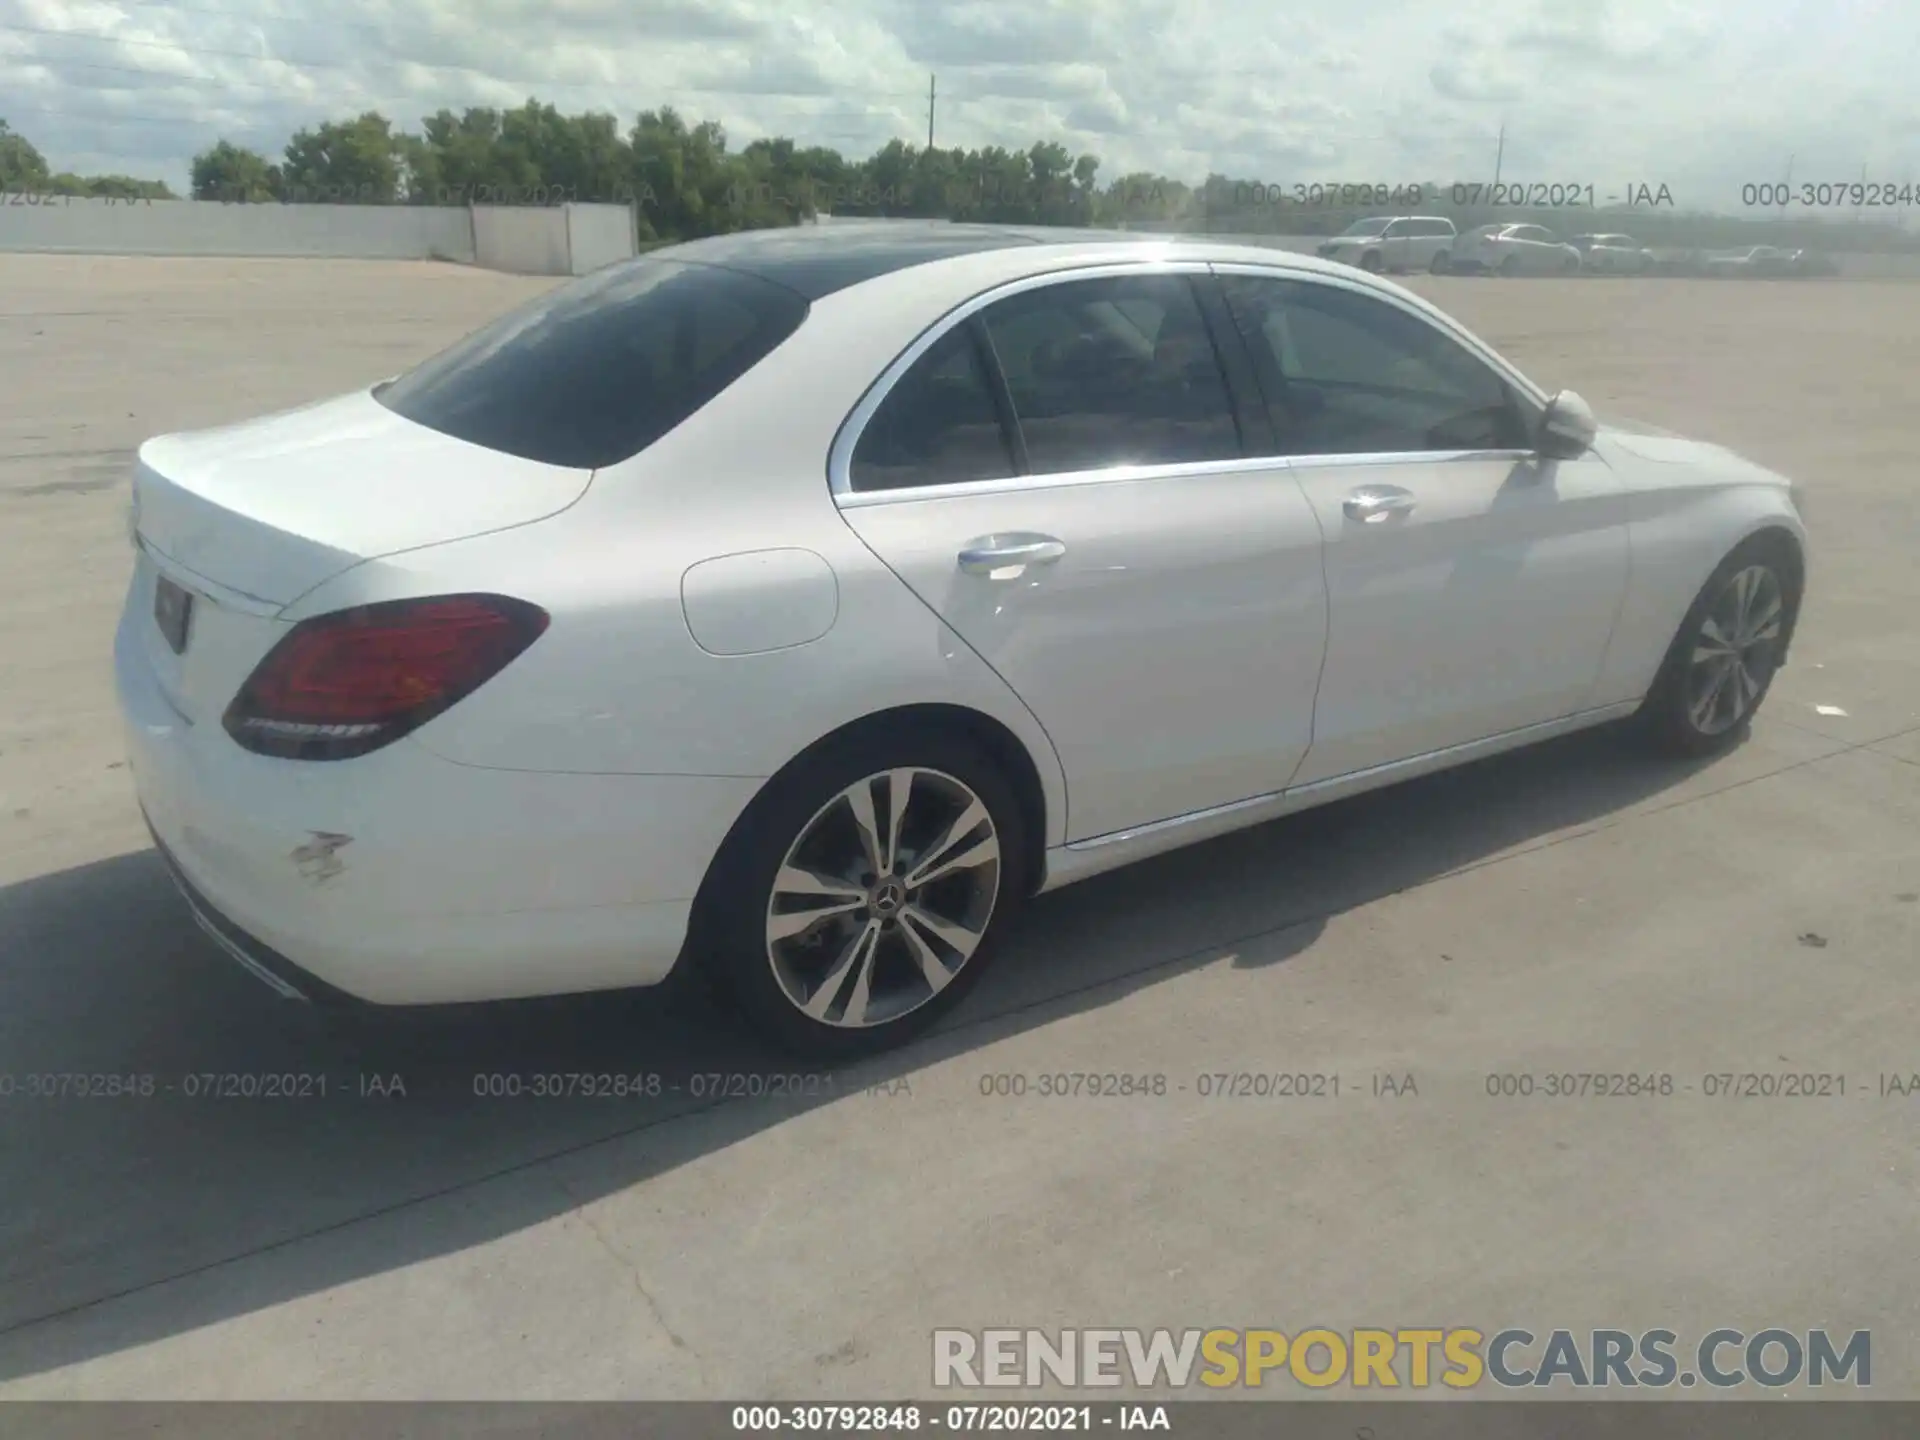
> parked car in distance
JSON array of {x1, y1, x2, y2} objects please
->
[
  {"x1": 1316, "y1": 216, "x2": 1459, "y2": 274},
  {"x1": 1645, "y1": 247, "x2": 1707, "y2": 277},
  {"x1": 1704, "y1": 245, "x2": 1795, "y2": 277},
  {"x1": 1570, "y1": 234, "x2": 1654, "y2": 274},
  {"x1": 1453, "y1": 223, "x2": 1584, "y2": 275},
  {"x1": 1787, "y1": 248, "x2": 1839, "y2": 277},
  {"x1": 117, "y1": 224, "x2": 1811, "y2": 1058}
]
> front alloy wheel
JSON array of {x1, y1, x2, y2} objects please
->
[
  {"x1": 1638, "y1": 541, "x2": 1796, "y2": 757},
  {"x1": 1683, "y1": 565, "x2": 1785, "y2": 737},
  {"x1": 767, "y1": 768, "x2": 1000, "y2": 1030}
]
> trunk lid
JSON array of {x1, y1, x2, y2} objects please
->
[{"x1": 132, "y1": 387, "x2": 594, "y2": 608}]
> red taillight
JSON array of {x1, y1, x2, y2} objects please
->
[{"x1": 224, "y1": 594, "x2": 549, "y2": 760}]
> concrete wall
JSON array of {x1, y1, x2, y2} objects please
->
[
  {"x1": 564, "y1": 204, "x2": 638, "y2": 275},
  {"x1": 471, "y1": 204, "x2": 569, "y2": 275},
  {"x1": 0, "y1": 197, "x2": 640, "y2": 275},
  {"x1": 0, "y1": 195, "x2": 476, "y2": 261}
]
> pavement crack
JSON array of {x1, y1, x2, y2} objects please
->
[{"x1": 551, "y1": 1172, "x2": 696, "y2": 1359}]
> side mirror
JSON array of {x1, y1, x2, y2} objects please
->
[{"x1": 1537, "y1": 389, "x2": 1597, "y2": 458}]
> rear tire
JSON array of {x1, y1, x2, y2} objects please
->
[
  {"x1": 691, "y1": 726, "x2": 1028, "y2": 1061},
  {"x1": 1635, "y1": 536, "x2": 1799, "y2": 759}
]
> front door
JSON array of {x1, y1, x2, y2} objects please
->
[
  {"x1": 834, "y1": 268, "x2": 1329, "y2": 842},
  {"x1": 1216, "y1": 269, "x2": 1630, "y2": 784}
]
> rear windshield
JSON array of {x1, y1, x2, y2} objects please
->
[{"x1": 375, "y1": 259, "x2": 809, "y2": 469}]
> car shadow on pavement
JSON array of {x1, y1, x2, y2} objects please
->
[{"x1": 0, "y1": 721, "x2": 1723, "y2": 1383}]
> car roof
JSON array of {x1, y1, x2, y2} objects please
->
[{"x1": 633, "y1": 221, "x2": 1393, "y2": 300}]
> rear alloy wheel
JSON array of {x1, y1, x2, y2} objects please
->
[
  {"x1": 1638, "y1": 543, "x2": 1795, "y2": 757},
  {"x1": 698, "y1": 731, "x2": 1025, "y2": 1059}
]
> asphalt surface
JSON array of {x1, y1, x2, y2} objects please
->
[{"x1": 1, "y1": 256, "x2": 1917, "y2": 1400}]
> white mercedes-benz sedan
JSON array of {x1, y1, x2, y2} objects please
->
[{"x1": 116, "y1": 223, "x2": 1809, "y2": 1057}]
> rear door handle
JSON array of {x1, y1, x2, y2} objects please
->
[
  {"x1": 957, "y1": 534, "x2": 1068, "y2": 575},
  {"x1": 1342, "y1": 486, "x2": 1417, "y2": 523}
]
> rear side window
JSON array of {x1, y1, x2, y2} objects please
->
[
  {"x1": 849, "y1": 324, "x2": 1015, "y2": 493},
  {"x1": 376, "y1": 259, "x2": 808, "y2": 469},
  {"x1": 977, "y1": 274, "x2": 1240, "y2": 476}
]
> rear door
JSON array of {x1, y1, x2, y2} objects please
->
[
  {"x1": 1380, "y1": 219, "x2": 1413, "y2": 270},
  {"x1": 834, "y1": 265, "x2": 1329, "y2": 843},
  {"x1": 1510, "y1": 226, "x2": 1559, "y2": 272},
  {"x1": 1215, "y1": 267, "x2": 1630, "y2": 783}
]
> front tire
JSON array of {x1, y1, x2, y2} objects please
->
[
  {"x1": 1500, "y1": 254, "x2": 1522, "y2": 277},
  {"x1": 693, "y1": 727, "x2": 1028, "y2": 1060},
  {"x1": 1429, "y1": 250, "x2": 1452, "y2": 274},
  {"x1": 1636, "y1": 538, "x2": 1798, "y2": 758},
  {"x1": 1360, "y1": 250, "x2": 1384, "y2": 273}
]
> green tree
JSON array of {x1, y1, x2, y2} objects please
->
[
  {"x1": 191, "y1": 141, "x2": 279, "y2": 202},
  {"x1": 281, "y1": 112, "x2": 401, "y2": 203},
  {"x1": 0, "y1": 118, "x2": 50, "y2": 187},
  {"x1": 628, "y1": 107, "x2": 742, "y2": 239},
  {"x1": 497, "y1": 101, "x2": 630, "y2": 203},
  {"x1": 74, "y1": 173, "x2": 173, "y2": 199}
]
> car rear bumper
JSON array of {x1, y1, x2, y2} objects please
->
[
  {"x1": 115, "y1": 581, "x2": 761, "y2": 1005},
  {"x1": 146, "y1": 815, "x2": 364, "y2": 1006}
]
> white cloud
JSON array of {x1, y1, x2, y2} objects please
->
[{"x1": 1, "y1": 0, "x2": 1915, "y2": 212}]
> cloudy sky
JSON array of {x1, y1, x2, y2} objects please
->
[{"x1": 3, "y1": 0, "x2": 1919, "y2": 212}]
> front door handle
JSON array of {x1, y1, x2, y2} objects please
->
[
  {"x1": 957, "y1": 534, "x2": 1068, "y2": 575},
  {"x1": 1342, "y1": 487, "x2": 1417, "y2": 523}
]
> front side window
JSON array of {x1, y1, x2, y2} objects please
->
[
  {"x1": 1220, "y1": 276, "x2": 1534, "y2": 456},
  {"x1": 976, "y1": 274, "x2": 1241, "y2": 476},
  {"x1": 848, "y1": 323, "x2": 1015, "y2": 493},
  {"x1": 376, "y1": 259, "x2": 808, "y2": 469}
]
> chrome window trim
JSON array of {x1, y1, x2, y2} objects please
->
[
  {"x1": 827, "y1": 256, "x2": 1551, "y2": 508},
  {"x1": 836, "y1": 447, "x2": 1537, "y2": 508}
]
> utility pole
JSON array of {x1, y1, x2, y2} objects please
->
[
  {"x1": 927, "y1": 74, "x2": 936, "y2": 151},
  {"x1": 1492, "y1": 120, "x2": 1506, "y2": 191}
]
